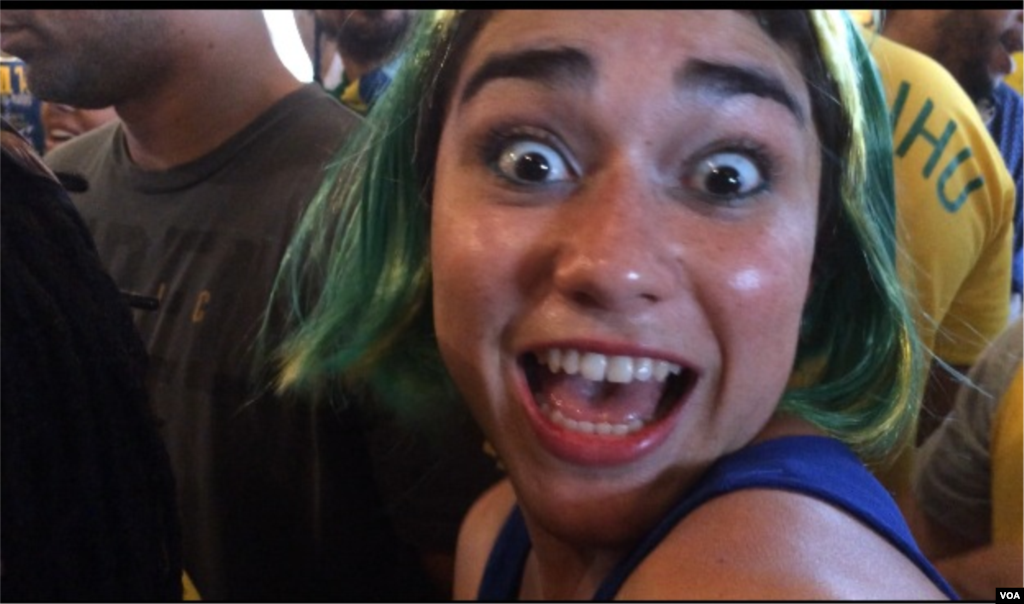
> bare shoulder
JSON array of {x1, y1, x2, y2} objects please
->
[
  {"x1": 453, "y1": 478, "x2": 516, "y2": 600},
  {"x1": 618, "y1": 488, "x2": 949, "y2": 600}
]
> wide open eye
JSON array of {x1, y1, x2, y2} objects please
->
[
  {"x1": 494, "y1": 139, "x2": 573, "y2": 185},
  {"x1": 688, "y1": 151, "x2": 766, "y2": 201}
]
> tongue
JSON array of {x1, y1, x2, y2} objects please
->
[{"x1": 536, "y1": 371, "x2": 664, "y2": 424}]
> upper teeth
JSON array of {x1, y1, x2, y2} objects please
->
[{"x1": 539, "y1": 349, "x2": 681, "y2": 384}]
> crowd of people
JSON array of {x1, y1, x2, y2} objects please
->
[{"x1": 0, "y1": 9, "x2": 1020, "y2": 601}]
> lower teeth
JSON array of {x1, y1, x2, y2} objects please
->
[{"x1": 545, "y1": 407, "x2": 645, "y2": 436}]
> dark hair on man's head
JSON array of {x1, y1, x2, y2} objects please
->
[{"x1": 0, "y1": 127, "x2": 183, "y2": 601}]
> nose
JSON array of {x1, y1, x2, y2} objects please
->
[{"x1": 552, "y1": 169, "x2": 679, "y2": 312}]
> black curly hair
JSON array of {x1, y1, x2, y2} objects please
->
[{"x1": 1, "y1": 122, "x2": 183, "y2": 601}]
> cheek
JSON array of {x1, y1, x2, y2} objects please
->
[
  {"x1": 704, "y1": 216, "x2": 817, "y2": 377},
  {"x1": 721, "y1": 260, "x2": 811, "y2": 334},
  {"x1": 725, "y1": 239, "x2": 814, "y2": 311},
  {"x1": 727, "y1": 267, "x2": 767, "y2": 294},
  {"x1": 700, "y1": 229, "x2": 815, "y2": 449},
  {"x1": 430, "y1": 187, "x2": 482, "y2": 351},
  {"x1": 430, "y1": 152, "x2": 517, "y2": 362},
  {"x1": 430, "y1": 160, "x2": 534, "y2": 433},
  {"x1": 430, "y1": 188, "x2": 493, "y2": 421},
  {"x1": 430, "y1": 130, "x2": 546, "y2": 346}
]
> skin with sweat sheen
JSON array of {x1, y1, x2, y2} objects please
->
[{"x1": 430, "y1": 10, "x2": 821, "y2": 558}]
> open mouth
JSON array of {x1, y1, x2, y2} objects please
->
[{"x1": 522, "y1": 348, "x2": 696, "y2": 438}]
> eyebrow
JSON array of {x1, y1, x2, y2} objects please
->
[
  {"x1": 675, "y1": 59, "x2": 806, "y2": 125},
  {"x1": 459, "y1": 46, "x2": 594, "y2": 106},
  {"x1": 458, "y1": 47, "x2": 806, "y2": 126}
]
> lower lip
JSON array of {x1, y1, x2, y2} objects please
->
[{"x1": 512, "y1": 367, "x2": 687, "y2": 467}]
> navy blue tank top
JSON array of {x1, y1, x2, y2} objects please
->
[{"x1": 477, "y1": 436, "x2": 958, "y2": 600}]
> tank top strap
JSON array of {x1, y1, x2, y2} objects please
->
[
  {"x1": 595, "y1": 435, "x2": 956, "y2": 599},
  {"x1": 477, "y1": 505, "x2": 531, "y2": 600},
  {"x1": 478, "y1": 436, "x2": 958, "y2": 600}
]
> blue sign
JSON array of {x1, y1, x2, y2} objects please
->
[{"x1": 1, "y1": 55, "x2": 44, "y2": 154}]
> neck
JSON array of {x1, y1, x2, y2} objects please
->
[
  {"x1": 116, "y1": 15, "x2": 302, "y2": 171},
  {"x1": 880, "y1": 12, "x2": 941, "y2": 57}
]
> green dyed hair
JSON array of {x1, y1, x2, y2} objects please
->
[{"x1": 267, "y1": 10, "x2": 921, "y2": 461}]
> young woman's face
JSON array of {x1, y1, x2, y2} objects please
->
[
  {"x1": 431, "y1": 10, "x2": 822, "y2": 546},
  {"x1": 41, "y1": 102, "x2": 118, "y2": 154}
]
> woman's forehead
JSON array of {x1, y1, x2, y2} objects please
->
[
  {"x1": 450, "y1": 10, "x2": 813, "y2": 120},
  {"x1": 455, "y1": 11, "x2": 809, "y2": 91}
]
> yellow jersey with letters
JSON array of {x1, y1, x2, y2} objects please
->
[
  {"x1": 868, "y1": 32, "x2": 1014, "y2": 367},
  {"x1": 863, "y1": 31, "x2": 1014, "y2": 500}
]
